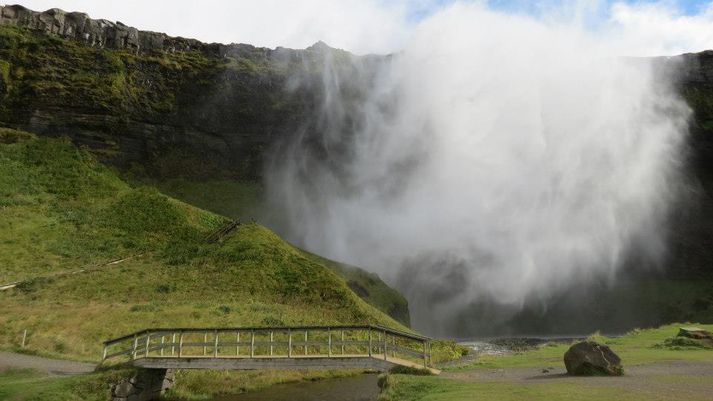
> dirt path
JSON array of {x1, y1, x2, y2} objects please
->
[
  {"x1": 0, "y1": 352, "x2": 96, "y2": 376},
  {"x1": 444, "y1": 360, "x2": 713, "y2": 399}
]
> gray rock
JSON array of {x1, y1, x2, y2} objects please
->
[
  {"x1": 678, "y1": 327, "x2": 713, "y2": 340},
  {"x1": 110, "y1": 369, "x2": 173, "y2": 401},
  {"x1": 0, "y1": 4, "x2": 218, "y2": 55},
  {"x1": 112, "y1": 381, "x2": 136, "y2": 398},
  {"x1": 564, "y1": 341, "x2": 623, "y2": 376}
]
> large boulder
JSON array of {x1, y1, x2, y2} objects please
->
[
  {"x1": 677, "y1": 327, "x2": 713, "y2": 347},
  {"x1": 564, "y1": 341, "x2": 623, "y2": 376},
  {"x1": 678, "y1": 327, "x2": 713, "y2": 340}
]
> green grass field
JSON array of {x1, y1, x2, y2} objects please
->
[
  {"x1": 0, "y1": 130, "x2": 407, "y2": 363},
  {"x1": 0, "y1": 369, "x2": 131, "y2": 401},
  {"x1": 379, "y1": 324, "x2": 713, "y2": 401},
  {"x1": 462, "y1": 323, "x2": 713, "y2": 370},
  {"x1": 379, "y1": 375, "x2": 713, "y2": 401},
  {"x1": 0, "y1": 129, "x2": 468, "y2": 400}
]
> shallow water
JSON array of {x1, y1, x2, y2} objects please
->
[{"x1": 211, "y1": 374, "x2": 380, "y2": 401}]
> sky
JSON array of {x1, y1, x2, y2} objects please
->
[{"x1": 10, "y1": 0, "x2": 713, "y2": 55}]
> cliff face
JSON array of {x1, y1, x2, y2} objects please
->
[
  {"x1": 0, "y1": 4, "x2": 259, "y2": 57},
  {"x1": 0, "y1": 7, "x2": 338, "y2": 179},
  {"x1": 0, "y1": 5, "x2": 711, "y2": 277},
  {"x1": 671, "y1": 51, "x2": 713, "y2": 275}
]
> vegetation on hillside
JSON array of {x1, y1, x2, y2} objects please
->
[{"x1": 0, "y1": 130, "x2": 406, "y2": 363}]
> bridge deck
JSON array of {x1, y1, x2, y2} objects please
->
[
  {"x1": 133, "y1": 354, "x2": 440, "y2": 374},
  {"x1": 102, "y1": 325, "x2": 439, "y2": 375}
]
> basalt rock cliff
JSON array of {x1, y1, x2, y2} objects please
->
[
  {"x1": 0, "y1": 4, "x2": 361, "y2": 180},
  {"x1": 0, "y1": 5, "x2": 711, "y2": 279},
  {"x1": 0, "y1": 4, "x2": 259, "y2": 57}
]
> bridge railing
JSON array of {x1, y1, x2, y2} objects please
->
[{"x1": 101, "y1": 325, "x2": 432, "y2": 368}]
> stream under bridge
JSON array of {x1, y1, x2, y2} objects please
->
[{"x1": 101, "y1": 325, "x2": 440, "y2": 375}]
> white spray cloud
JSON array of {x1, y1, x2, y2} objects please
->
[{"x1": 267, "y1": 2, "x2": 693, "y2": 333}]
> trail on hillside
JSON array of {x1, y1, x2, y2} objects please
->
[{"x1": 0, "y1": 352, "x2": 96, "y2": 376}]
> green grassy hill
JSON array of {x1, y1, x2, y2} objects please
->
[{"x1": 0, "y1": 129, "x2": 407, "y2": 361}]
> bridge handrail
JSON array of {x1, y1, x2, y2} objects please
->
[
  {"x1": 103, "y1": 324, "x2": 430, "y2": 346},
  {"x1": 102, "y1": 324, "x2": 434, "y2": 368}
]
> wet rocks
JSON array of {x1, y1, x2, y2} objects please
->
[{"x1": 564, "y1": 341, "x2": 623, "y2": 376}]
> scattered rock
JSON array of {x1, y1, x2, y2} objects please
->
[
  {"x1": 564, "y1": 341, "x2": 623, "y2": 376},
  {"x1": 675, "y1": 327, "x2": 713, "y2": 348}
]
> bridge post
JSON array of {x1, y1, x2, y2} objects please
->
[
  {"x1": 203, "y1": 332, "x2": 208, "y2": 356},
  {"x1": 132, "y1": 334, "x2": 138, "y2": 360},
  {"x1": 383, "y1": 330, "x2": 387, "y2": 361},
  {"x1": 250, "y1": 330, "x2": 255, "y2": 358},
  {"x1": 160, "y1": 336, "x2": 165, "y2": 356},
  {"x1": 145, "y1": 333, "x2": 151, "y2": 358},
  {"x1": 102, "y1": 344, "x2": 108, "y2": 361},
  {"x1": 342, "y1": 330, "x2": 346, "y2": 355},
  {"x1": 423, "y1": 340, "x2": 428, "y2": 368},
  {"x1": 236, "y1": 331, "x2": 240, "y2": 356},
  {"x1": 304, "y1": 331, "x2": 308, "y2": 355},
  {"x1": 171, "y1": 333, "x2": 176, "y2": 356},
  {"x1": 270, "y1": 331, "x2": 274, "y2": 356},
  {"x1": 428, "y1": 342, "x2": 432, "y2": 366},
  {"x1": 368, "y1": 328, "x2": 372, "y2": 357},
  {"x1": 328, "y1": 328, "x2": 332, "y2": 357},
  {"x1": 288, "y1": 329, "x2": 292, "y2": 357},
  {"x1": 178, "y1": 332, "x2": 184, "y2": 357},
  {"x1": 214, "y1": 330, "x2": 219, "y2": 357}
]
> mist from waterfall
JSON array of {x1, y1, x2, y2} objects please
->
[{"x1": 266, "y1": 3, "x2": 691, "y2": 336}]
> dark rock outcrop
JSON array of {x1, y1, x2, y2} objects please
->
[
  {"x1": 0, "y1": 4, "x2": 263, "y2": 57},
  {"x1": 564, "y1": 342, "x2": 623, "y2": 376}
]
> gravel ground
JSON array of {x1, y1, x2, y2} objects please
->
[{"x1": 0, "y1": 351, "x2": 96, "y2": 376}]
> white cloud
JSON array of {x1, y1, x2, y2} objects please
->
[{"x1": 605, "y1": 1, "x2": 713, "y2": 56}]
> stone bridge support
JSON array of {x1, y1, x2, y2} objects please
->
[{"x1": 111, "y1": 369, "x2": 174, "y2": 401}]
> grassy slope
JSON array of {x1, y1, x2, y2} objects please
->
[
  {"x1": 0, "y1": 369, "x2": 134, "y2": 401},
  {"x1": 0, "y1": 130, "x2": 405, "y2": 363},
  {"x1": 380, "y1": 324, "x2": 713, "y2": 401},
  {"x1": 132, "y1": 176, "x2": 412, "y2": 326}
]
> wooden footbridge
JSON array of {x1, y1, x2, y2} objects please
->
[{"x1": 101, "y1": 325, "x2": 440, "y2": 374}]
